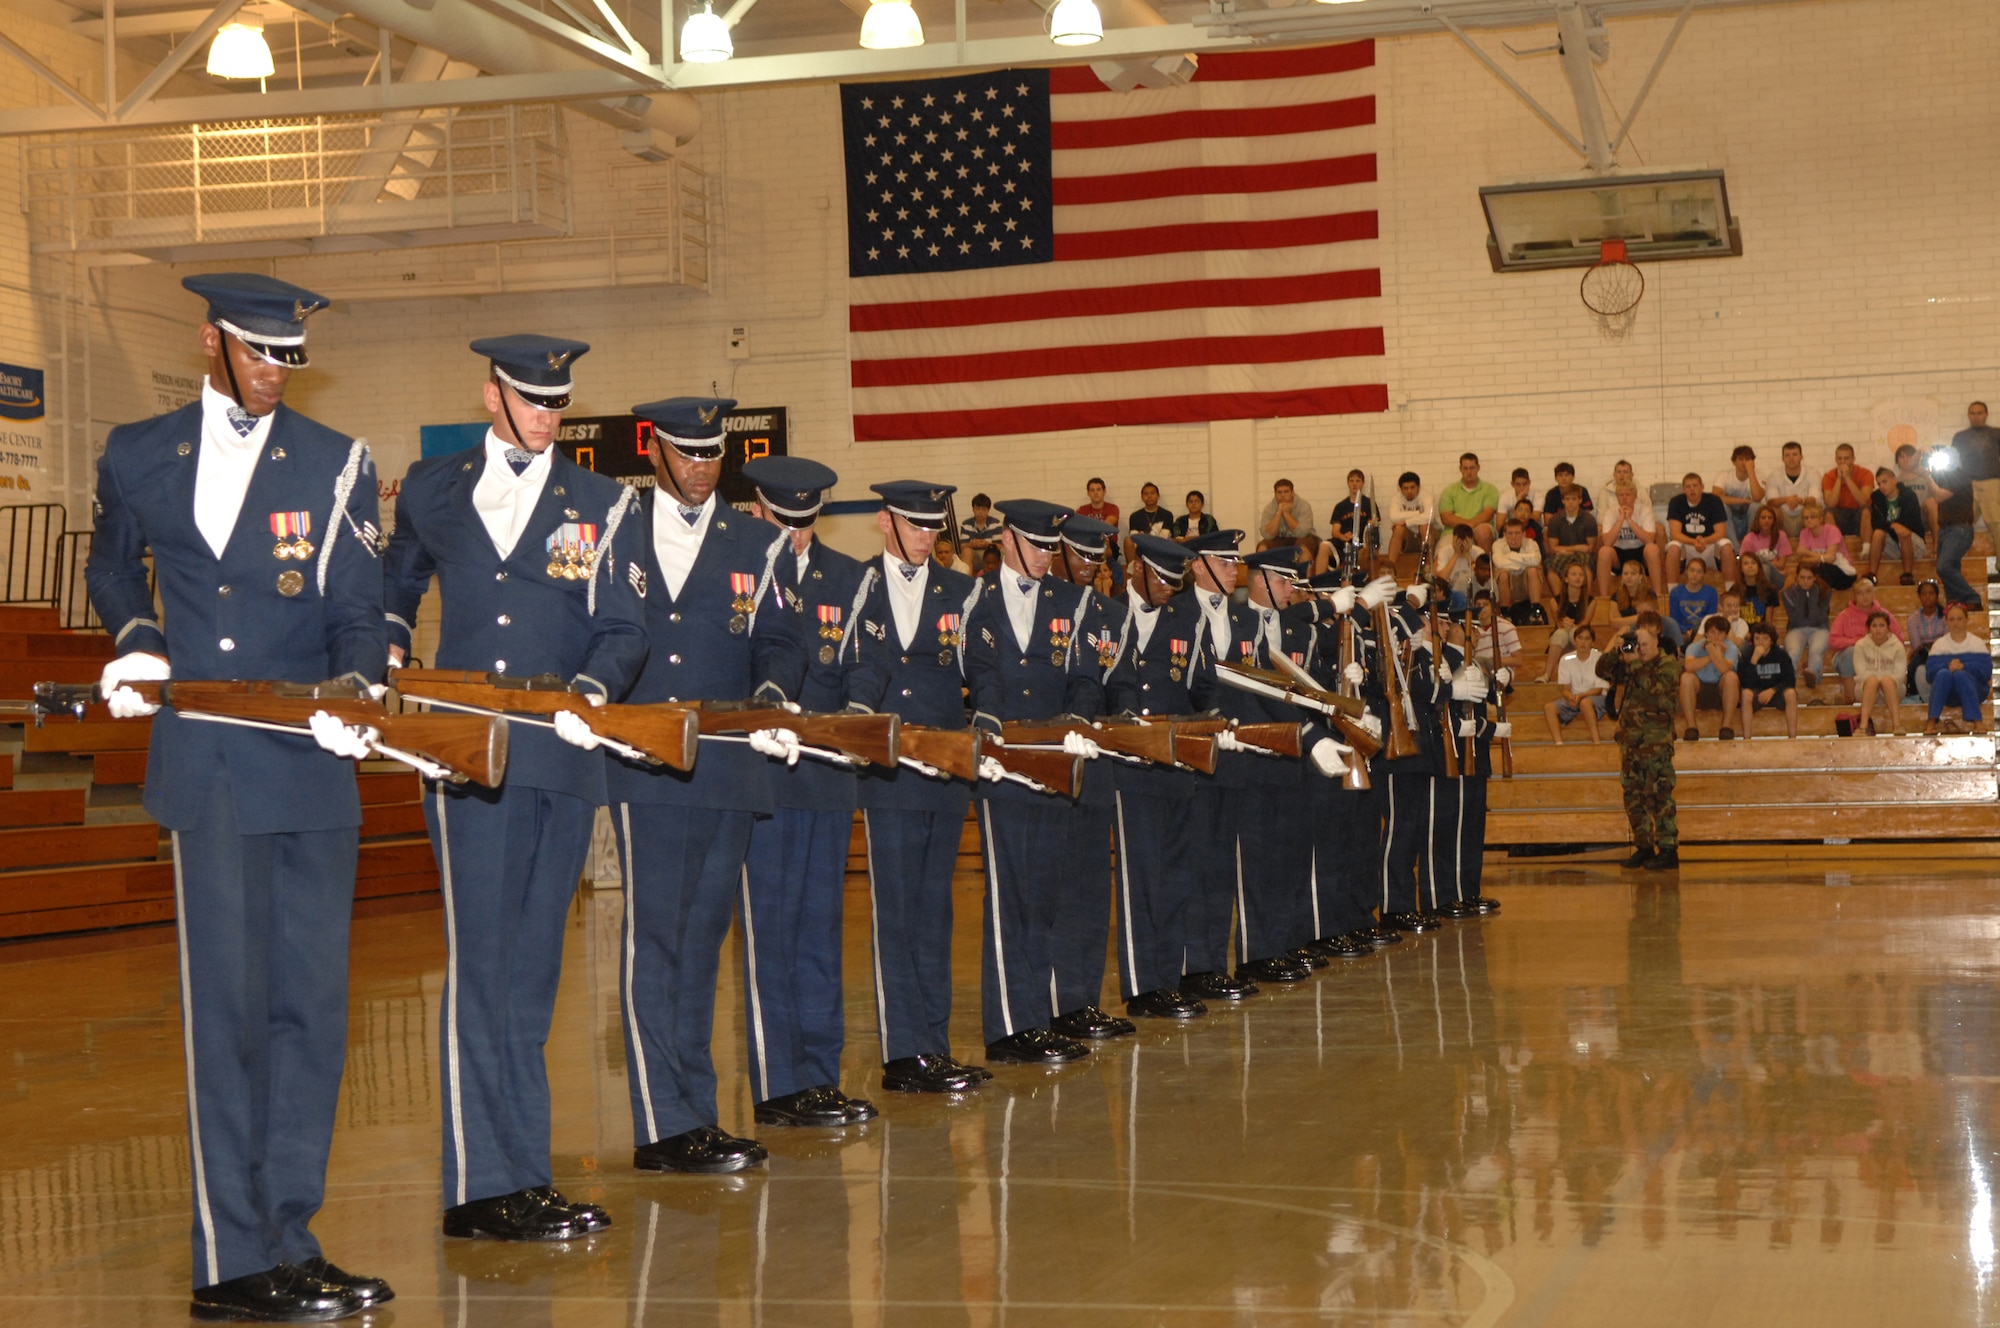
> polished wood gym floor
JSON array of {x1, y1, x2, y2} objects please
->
[{"x1": 6, "y1": 857, "x2": 2000, "y2": 1326}]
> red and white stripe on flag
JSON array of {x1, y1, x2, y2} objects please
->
[{"x1": 848, "y1": 41, "x2": 1387, "y2": 443}]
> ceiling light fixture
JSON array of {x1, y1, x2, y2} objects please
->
[
  {"x1": 1048, "y1": 0, "x2": 1101, "y2": 45},
  {"x1": 858, "y1": 0, "x2": 923, "y2": 50},
  {"x1": 680, "y1": 0, "x2": 733, "y2": 61},
  {"x1": 206, "y1": 17, "x2": 276, "y2": 79}
]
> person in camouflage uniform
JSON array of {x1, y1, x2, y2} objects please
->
[{"x1": 1595, "y1": 610, "x2": 1683, "y2": 869}]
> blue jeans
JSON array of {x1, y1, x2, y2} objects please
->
[
  {"x1": 1930, "y1": 668, "x2": 1985, "y2": 721},
  {"x1": 1785, "y1": 627, "x2": 1828, "y2": 679},
  {"x1": 1936, "y1": 521, "x2": 1979, "y2": 606}
]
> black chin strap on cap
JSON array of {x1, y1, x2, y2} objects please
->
[
  {"x1": 217, "y1": 327, "x2": 246, "y2": 409},
  {"x1": 888, "y1": 514, "x2": 913, "y2": 567},
  {"x1": 493, "y1": 369, "x2": 530, "y2": 455}
]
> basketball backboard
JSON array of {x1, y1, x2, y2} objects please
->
[{"x1": 1479, "y1": 169, "x2": 1742, "y2": 272}]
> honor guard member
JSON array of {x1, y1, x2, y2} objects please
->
[
  {"x1": 1378, "y1": 580, "x2": 1448, "y2": 932},
  {"x1": 1103, "y1": 533, "x2": 1214, "y2": 1020},
  {"x1": 736, "y1": 455, "x2": 879, "y2": 1128},
  {"x1": 848, "y1": 481, "x2": 991, "y2": 1093},
  {"x1": 609, "y1": 396, "x2": 807, "y2": 1174},
  {"x1": 384, "y1": 334, "x2": 646, "y2": 1242},
  {"x1": 1179, "y1": 530, "x2": 1266, "y2": 1000},
  {"x1": 1044, "y1": 513, "x2": 1136, "y2": 1041},
  {"x1": 1436, "y1": 597, "x2": 1509, "y2": 917},
  {"x1": 86, "y1": 273, "x2": 391, "y2": 1321},
  {"x1": 962, "y1": 499, "x2": 1106, "y2": 1065}
]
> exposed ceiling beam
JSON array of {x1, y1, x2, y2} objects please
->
[
  {"x1": 1193, "y1": 0, "x2": 1794, "y2": 40},
  {"x1": 0, "y1": 28, "x2": 104, "y2": 116},
  {"x1": 455, "y1": 0, "x2": 666, "y2": 86},
  {"x1": 112, "y1": 0, "x2": 246, "y2": 117}
]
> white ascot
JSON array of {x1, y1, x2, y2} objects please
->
[
  {"x1": 652, "y1": 489, "x2": 714, "y2": 599},
  {"x1": 194, "y1": 377, "x2": 271, "y2": 559},
  {"x1": 471, "y1": 429, "x2": 551, "y2": 559}
]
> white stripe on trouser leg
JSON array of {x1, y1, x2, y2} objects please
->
[
  {"x1": 170, "y1": 832, "x2": 220, "y2": 1287},
  {"x1": 980, "y1": 801, "x2": 1014, "y2": 1036},
  {"x1": 1114, "y1": 792, "x2": 1139, "y2": 998},
  {"x1": 1453, "y1": 780, "x2": 1465, "y2": 901},
  {"x1": 1424, "y1": 781, "x2": 1438, "y2": 910},
  {"x1": 1234, "y1": 836, "x2": 1249, "y2": 963},
  {"x1": 436, "y1": 786, "x2": 468, "y2": 1206},
  {"x1": 1381, "y1": 779, "x2": 1395, "y2": 912},
  {"x1": 1050, "y1": 969, "x2": 1060, "y2": 1019},
  {"x1": 739, "y1": 864, "x2": 770, "y2": 1101},
  {"x1": 619, "y1": 805, "x2": 659, "y2": 1143},
  {"x1": 1309, "y1": 848, "x2": 1322, "y2": 939},
  {"x1": 862, "y1": 812, "x2": 890, "y2": 1054}
]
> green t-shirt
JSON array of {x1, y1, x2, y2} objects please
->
[{"x1": 1438, "y1": 479, "x2": 1499, "y2": 527}]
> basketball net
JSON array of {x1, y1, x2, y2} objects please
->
[{"x1": 1580, "y1": 239, "x2": 1644, "y2": 342}]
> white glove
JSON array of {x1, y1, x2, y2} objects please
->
[
  {"x1": 1458, "y1": 718, "x2": 1478, "y2": 738},
  {"x1": 366, "y1": 682, "x2": 389, "y2": 702},
  {"x1": 1062, "y1": 730, "x2": 1103, "y2": 759},
  {"x1": 1406, "y1": 583, "x2": 1429, "y2": 607},
  {"x1": 749, "y1": 727, "x2": 802, "y2": 767},
  {"x1": 1331, "y1": 586, "x2": 1358, "y2": 614},
  {"x1": 1359, "y1": 574, "x2": 1400, "y2": 611},
  {"x1": 308, "y1": 710, "x2": 375, "y2": 760},
  {"x1": 1494, "y1": 721, "x2": 1514, "y2": 739},
  {"x1": 1343, "y1": 661, "x2": 1366, "y2": 687},
  {"x1": 1215, "y1": 730, "x2": 1246, "y2": 752},
  {"x1": 1359, "y1": 714, "x2": 1384, "y2": 741},
  {"x1": 1451, "y1": 670, "x2": 1490, "y2": 703},
  {"x1": 1494, "y1": 667, "x2": 1514, "y2": 688},
  {"x1": 978, "y1": 755, "x2": 1007, "y2": 782},
  {"x1": 553, "y1": 708, "x2": 602, "y2": 751},
  {"x1": 1309, "y1": 737, "x2": 1351, "y2": 777},
  {"x1": 100, "y1": 651, "x2": 170, "y2": 719}
]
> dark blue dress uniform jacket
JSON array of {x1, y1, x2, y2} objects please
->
[
  {"x1": 382, "y1": 447, "x2": 647, "y2": 801},
  {"x1": 1105, "y1": 591, "x2": 1213, "y2": 797},
  {"x1": 773, "y1": 537, "x2": 871, "y2": 812},
  {"x1": 85, "y1": 402, "x2": 387, "y2": 834},
  {"x1": 849, "y1": 557, "x2": 982, "y2": 814},
  {"x1": 963, "y1": 569, "x2": 1106, "y2": 803},
  {"x1": 1191, "y1": 593, "x2": 1268, "y2": 791},
  {"x1": 603, "y1": 490, "x2": 806, "y2": 813}
]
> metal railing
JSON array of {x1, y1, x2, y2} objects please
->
[
  {"x1": 53, "y1": 530, "x2": 96, "y2": 630},
  {"x1": 0, "y1": 504, "x2": 65, "y2": 605}
]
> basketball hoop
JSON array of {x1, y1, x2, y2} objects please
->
[{"x1": 1580, "y1": 239, "x2": 1644, "y2": 342}]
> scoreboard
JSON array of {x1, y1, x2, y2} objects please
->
[{"x1": 555, "y1": 407, "x2": 788, "y2": 507}]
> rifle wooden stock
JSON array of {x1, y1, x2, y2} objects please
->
[
  {"x1": 1371, "y1": 603, "x2": 1423, "y2": 762},
  {"x1": 1489, "y1": 609, "x2": 1515, "y2": 779},
  {"x1": 981, "y1": 737, "x2": 1081, "y2": 797},
  {"x1": 1001, "y1": 719, "x2": 1175, "y2": 766},
  {"x1": 1232, "y1": 722, "x2": 1302, "y2": 758},
  {"x1": 898, "y1": 725, "x2": 981, "y2": 782},
  {"x1": 695, "y1": 705, "x2": 901, "y2": 768},
  {"x1": 1222, "y1": 663, "x2": 1366, "y2": 718},
  {"x1": 1338, "y1": 616, "x2": 1372, "y2": 791},
  {"x1": 1172, "y1": 732, "x2": 1219, "y2": 774},
  {"x1": 392, "y1": 669, "x2": 697, "y2": 771}
]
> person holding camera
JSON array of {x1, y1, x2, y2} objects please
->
[{"x1": 1595, "y1": 611, "x2": 1682, "y2": 870}]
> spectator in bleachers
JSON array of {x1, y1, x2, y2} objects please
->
[
  {"x1": 1174, "y1": 490, "x2": 1218, "y2": 542},
  {"x1": 1543, "y1": 461, "x2": 1591, "y2": 515},
  {"x1": 1853, "y1": 609, "x2": 1908, "y2": 735},
  {"x1": 933, "y1": 537, "x2": 958, "y2": 569},
  {"x1": 1951, "y1": 401, "x2": 2000, "y2": 543},
  {"x1": 1491, "y1": 516, "x2": 1545, "y2": 623},
  {"x1": 1327, "y1": 469, "x2": 1376, "y2": 569},
  {"x1": 1666, "y1": 472, "x2": 1740, "y2": 590},
  {"x1": 1669, "y1": 557, "x2": 1719, "y2": 640},
  {"x1": 1829, "y1": 575, "x2": 1906, "y2": 704},
  {"x1": 1384, "y1": 471, "x2": 1433, "y2": 559},
  {"x1": 1436, "y1": 523, "x2": 1476, "y2": 611},
  {"x1": 1469, "y1": 591, "x2": 1523, "y2": 671},
  {"x1": 1924, "y1": 601, "x2": 1991, "y2": 734},
  {"x1": 1737, "y1": 620, "x2": 1800, "y2": 738},
  {"x1": 1077, "y1": 477, "x2": 1118, "y2": 527},
  {"x1": 1738, "y1": 504, "x2": 1793, "y2": 607},
  {"x1": 1718, "y1": 589, "x2": 1750, "y2": 648},
  {"x1": 1794, "y1": 500, "x2": 1857, "y2": 590},
  {"x1": 1635, "y1": 591, "x2": 1684, "y2": 652},
  {"x1": 1507, "y1": 467, "x2": 1534, "y2": 516},
  {"x1": 1608, "y1": 560, "x2": 1682, "y2": 649},
  {"x1": 1598, "y1": 481, "x2": 1663, "y2": 595},
  {"x1": 1925, "y1": 446, "x2": 1982, "y2": 609},
  {"x1": 1510, "y1": 498, "x2": 1544, "y2": 547},
  {"x1": 1781, "y1": 561, "x2": 1833, "y2": 696},
  {"x1": 1679, "y1": 614, "x2": 1742, "y2": 740},
  {"x1": 1258, "y1": 478, "x2": 1316, "y2": 548},
  {"x1": 1543, "y1": 484, "x2": 1598, "y2": 585},
  {"x1": 1595, "y1": 459, "x2": 1645, "y2": 518},
  {"x1": 1543, "y1": 623, "x2": 1608, "y2": 744},
  {"x1": 1865, "y1": 465, "x2": 1927, "y2": 585},
  {"x1": 1713, "y1": 445, "x2": 1766, "y2": 544},
  {"x1": 1538, "y1": 561, "x2": 1595, "y2": 681},
  {"x1": 1762, "y1": 440, "x2": 1816, "y2": 539},
  {"x1": 1906, "y1": 578, "x2": 1948, "y2": 702},
  {"x1": 1469, "y1": 552, "x2": 1498, "y2": 609},
  {"x1": 1894, "y1": 442, "x2": 1940, "y2": 536},
  {"x1": 1822, "y1": 443, "x2": 1870, "y2": 538},
  {"x1": 960, "y1": 492, "x2": 1002, "y2": 570},
  {"x1": 1125, "y1": 482, "x2": 1174, "y2": 564},
  {"x1": 1438, "y1": 453, "x2": 1500, "y2": 552}
]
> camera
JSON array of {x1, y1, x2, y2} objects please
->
[{"x1": 1928, "y1": 447, "x2": 1958, "y2": 474}]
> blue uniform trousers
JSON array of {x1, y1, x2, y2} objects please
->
[
  {"x1": 1183, "y1": 784, "x2": 1233, "y2": 974},
  {"x1": 1310, "y1": 777, "x2": 1381, "y2": 939},
  {"x1": 1110, "y1": 785, "x2": 1203, "y2": 997},
  {"x1": 615, "y1": 804, "x2": 755, "y2": 1143},
  {"x1": 976, "y1": 797, "x2": 1069, "y2": 1044},
  {"x1": 740, "y1": 806, "x2": 851, "y2": 1101},
  {"x1": 1226, "y1": 786, "x2": 1312, "y2": 964},
  {"x1": 862, "y1": 799, "x2": 968, "y2": 1062},
  {"x1": 171, "y1": 783, "x2": 356, "y2": 1287},
  {"x1": 1052, "y1": 794, "x2": 1116, "y2": 1015},
  {"x1": 426, "y1": 782, "x2": 595, "y2": 1208},
  {"x1": 1431, "y1": 776, "x2": 1489, "y2": 902},
  {"x1": 1380, "y1": 771, "x2": 1434, "y2": 915}
]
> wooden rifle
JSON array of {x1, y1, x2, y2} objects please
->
[
  {"x1": 692, "y1": 701, "x2": 900, "y2": 768},
  {"x1": 1001, "y1": 716, "x2": 1175, "y2": 767},
  {"x1": 391, "y1": 668, "x2": 697, "y2": 771},
  {"x1": 1371, "y1": 600, "x2": 1423, "y2": 762},
  {"x1": 1218, "y1": 661, "x2": 1383, "y2": 760},
  {"x1": 1461, "y1": 605, "x2": 1479, "y2": 775},
  {"x1": 1490, "y1": 606, "x2": 1515, "y2": 778},
  {"x1": 980, "y1": 734, "x2": 1082, "y2": 796},
  {"x1": 1418, "y1": 534, "x2": 1461, "y2": 778},
  {"x1": 29, "y1": 679, "x2": 508, "y2": 787},
  {"x1": 1159, "y1": 712, "x2": 1299, "y2": 760},
  {"x1": 1338, "y1": 614, "x2": 1372, "y2": 790},
  {"x1": 896, "y1": 725, "x2": 982, "y2": 782}
]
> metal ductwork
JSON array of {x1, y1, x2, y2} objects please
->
[{"x1": 329, "y1": 0, "x2": 700, "y2": 146}]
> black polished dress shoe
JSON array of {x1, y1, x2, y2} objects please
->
[
  {"x1": 1359, "y1": 926, "x2": 1403, "y2": 947},
  {"x1": 1440, "y1": 899, "x2": 1480, "y2": 920},
  {"x1": 1287, "y1": 946, "x2": 1331, "y2": 970},
  {"x1": 1621, "y1": 846, "x2": 1653, "y2": 869},
  {"x1": 296, "y1": 1257, "x2": 393, "y2": 1308},
  {"x1": 937, "y1": 1053, "x2": 994, "y2": 1083},
  {"x1": 634, "y1": 1125, "x2": 768, "y2": 1175},
  {"x1": 191, "y1": 1263, "x2": 362, "y2": 1322},
  {"x1": 524, "y1": 1186, "x2": 611, "y2": 1233},
  {"x1": 1181, "y1": 970, "x2": 1258, "y2": 1000},
  {"x1": 755, "y1": 1085, "x2": 856, "y2": 1127},
  {"x1": 1239, "y1": 956, "x2": 1311, "y2": 983},
  {"x1": 1316, "y1": 935, "x2": 1373, "y2": 959},
  {"x1": 826, "y1": 1086, "x2": 880, "y2": 1122},
  {"x1": 1127, "y1": 987, "x2": 1206, "y2": 1019},
  {"x1": 985, "y1": 1028, "x2": 1090, "y2": 1064},
  {"x1": 1050, "y1": 1005, "x2": 1138, "y2": 1039},
  {"x1": 1470, "y1": 895, "x2": 1501, "y2": 914},
  {"x1": 881, "y1": 1054, "x2": 981, "y2": 1092},
  {"x1": 1382, "y1": 911, "x2": 1441, "y2": 933},
  {"x1": 446, "y1": 1187, "x2": 599, "y2": 1241}
]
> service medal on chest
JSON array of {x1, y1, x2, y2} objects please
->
[
  {"x1": 546, "y1": 522, "x2": 599, "y2": 581},
  {"x1": 269, "y1": 511, "x2": 314, "y2": 561},
  {"x1": 818, "y1": 644, "x2": 836, "y2": 665},
  {"x1": 276, "y1": 569, "x2": 304, "y2": 597}
]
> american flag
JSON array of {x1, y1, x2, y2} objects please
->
[{"x1": 841, "y1": 42, "x2": 1386, "y2": 443}]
